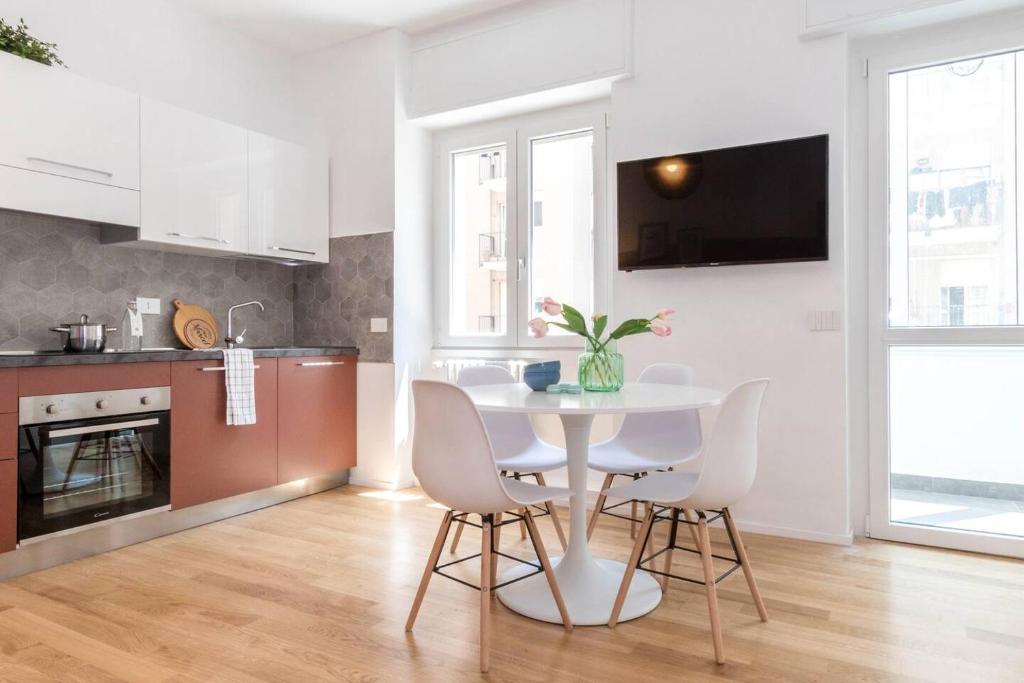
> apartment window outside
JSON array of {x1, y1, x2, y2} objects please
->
[
  {"x1": 877, "y1": 49, "x2": 1024, "y2": 550},
  {"x1": 436, "y1": 110, "x2": 604, "y2": 348},
  {"x1": 888, "y1": 52, "x2": 1018, "y2": 328}
]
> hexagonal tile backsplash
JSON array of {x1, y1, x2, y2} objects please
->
[{"x1": 0, "y1": 210, "x2": 394, "y2": 361}]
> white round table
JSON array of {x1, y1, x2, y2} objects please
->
[{"x1": 463, "y1": 382, "x2": 724, "y2": 626}]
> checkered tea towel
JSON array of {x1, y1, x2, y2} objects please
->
[{"x1": 223, "y1": 348, "x2": 256, "y2": 426}]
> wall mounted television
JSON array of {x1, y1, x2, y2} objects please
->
[{"x1": 617, "y1": 134, "x2": 828, "y2": 270}]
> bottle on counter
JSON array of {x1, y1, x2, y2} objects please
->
[{"x1": 120, "y1": 300, "x2": 144, "y2": 352}]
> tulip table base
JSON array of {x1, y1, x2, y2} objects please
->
[{"x1": 496, "y1": 414, "x2": 662, "y2": 626}]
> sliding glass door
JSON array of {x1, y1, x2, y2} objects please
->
[{"x1": 870, "y1": 48, "x2": 1024, "y2": 557}]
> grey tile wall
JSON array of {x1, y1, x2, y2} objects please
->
[
  {"x1": 293, "y1": 233, "x2": 393, "y2": 362},
  {"x1": 0, "y1": 209, "x2": 394, "y2": 357}
]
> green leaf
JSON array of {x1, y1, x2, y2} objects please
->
[
  {"x1": 608, "y1": 318, "x2": 651, "y2": 340},
  {"x1": 559, "y1": 304, "x2": 589, "y2": 335},
  {"x1": 593, "y1": 314, "x2": 608, "y2": 340}
]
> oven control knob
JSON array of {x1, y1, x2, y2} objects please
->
[
  {"x1": 96, "y1": 399, "x2": 109, "y2": 410},
  {"x1": 45, "y1": 403, "x2": 58, "y2": 415},
  {"x1": 140, "y1": 395, "x2": 152, "y2": 406}
]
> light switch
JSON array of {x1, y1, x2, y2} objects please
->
[
  {"x1": 136, "y1": 297, "x2": 161, "y2": 315},
  {"x1": 370, "y1": 318, "x2": 389, "y2": 333}
]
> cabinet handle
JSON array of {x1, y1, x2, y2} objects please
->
[
  {"x1": 298, "y1": 361, "x2": 345, "y2": 367},
  {"x1": 269, "y1": 245, "x2": 317, "y2": 256},
  {"x1": 26, "y1": 156, "x2": 113, "y2": 178},
  {"x1": 200, "y1": 365, "x2": 262, "y2": 372},
  {"x1": 167, "y1": 232, "x2": 230, "y2": 245}
]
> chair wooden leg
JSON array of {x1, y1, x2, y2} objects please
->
[
  {"x1": 629, "y1": 473, "x2": 643, "y2": 539},
  {"x1": 535, "y1": 473, "x2": 567, "y2": 551},
  {"x1": 682, "y1": 508, "x2": 701, "y2": 547},
  {"x1": 697, "y1": 513, "x2": 725, "y2": 664},
  {"x1": 587, "y1": 473, "x2": 614, "y2": 540},
  {"x1": 513, "y1": 473, "x2": 528, "y2": 539},
  {"x1": 405, "y1": 510, "x2": 454, "y2": 632},
  {"x1": 523, "y1": 510, "x2": 573, "y2": 630},
  {"x1": 723, "y1": 507, "x2": 768, "y2": 622},
  {"x1": 490, "y1": 512, "x2": 503, "y2": 588},
  {"x1": 661, "y1": 507, "x2": 680, "y2": 593},
  {"x1": 608, "y1": 505, "x2": 656, "y2": 628},
  {"x1": 448, "y1": 519, "x2": 465, "y2": 554},
  {"x1": 480, "y1": 515, "x2": 492, "y2": 673},
  {"x1": 645, "y1": 502, "x2": 655, "y2": 560}
]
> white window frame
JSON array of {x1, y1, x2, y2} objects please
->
[
  {"x1": 433, "y1": 103, "x2": 608, "y2": 350},
  {"x1": 866, "y1": 29, "x2": 1024, "y2": 558}
]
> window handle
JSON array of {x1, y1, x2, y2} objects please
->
[{"x1": 517, "y1": 257, "x2": 526, "y2": 282}]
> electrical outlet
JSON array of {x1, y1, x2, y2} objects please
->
[
  {"x1": 136, "y1": 297, "x2": 161, "y2": 315},
  {"x1": 370, "y1": 318, "x2": 389, "y2": 333},
  {"x1": 808, "y1": 310, "x2": 840, "y2": 331}
]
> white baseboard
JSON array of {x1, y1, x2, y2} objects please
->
[
  {"x1": 729, "y1": 519, "x2": 854, "y2": 546},
  {"x1": 349, "y1": 471, "x2": 416, "y2": 490},
  {"x1": 549, "y1": 493, "x2": 854, "y2": 546}
]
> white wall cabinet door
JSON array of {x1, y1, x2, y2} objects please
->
[
  {"x1": 140, "y1": 98, "x2": 248, "y2": 253},
  {"x1": 0, "y1": 51, "x2": 140, "y2": 189},
  {"x1": 249, "y1": 132, "x2": 329, "y2": 263}
]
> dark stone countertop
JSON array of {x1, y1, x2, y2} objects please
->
[{"x1": 0, "y1": 346, "x2": 359, "y2": 368}]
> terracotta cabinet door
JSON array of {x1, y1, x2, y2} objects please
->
[
  {"x1": 277, "y1": 356, "x2": 356, "y2": 484},
  {"x1": 171, "y1": 359, "x2": 278, "y2": 509},
  {"x1": 0, "y1": 368, "x2": 16, "y2": 414},
  {"x1": 0, "y1": 459, "x2": 15, "y2": 553}
]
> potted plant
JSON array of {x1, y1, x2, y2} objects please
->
[
  {"x1": 529, "y1": 299, "x2": 674, "y2": 392},
  {"x1": 0, "y1": 18, "x2": 65, "y2": 66}
]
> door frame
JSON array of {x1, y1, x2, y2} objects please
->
[{"x1": 867, "y1": 35, "x2": 1024, "y2": 558}]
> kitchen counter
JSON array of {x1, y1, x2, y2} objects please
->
[{"x1": 0, "y1": 346, "x2": 359, "y2": 368}]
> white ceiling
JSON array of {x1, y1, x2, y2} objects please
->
[{"x1": 175, "y1": 0, "x2": 527, "y2": 54}]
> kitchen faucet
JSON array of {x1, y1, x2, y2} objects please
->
[{"x1": 225, "y1": 300, "x2": 265, "y2": 348}]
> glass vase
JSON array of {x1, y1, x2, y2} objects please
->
[{"x1": 578, "y1": 340, "x2": 624, "y2": 392}]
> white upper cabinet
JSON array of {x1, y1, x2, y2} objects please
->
[
  {"x1": 0, "y1": 51, "x2": 140, "y2": 226},
  {"x1": 249, "y1": 132, "x2": 329, "y2": 263},
  {"x1": 140, "y1": 98, "x2": 249, "y2": 253}
]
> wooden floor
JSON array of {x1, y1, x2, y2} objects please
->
[{"x1": 1, "y1": 486, "x2": 1022, "y2": 682}]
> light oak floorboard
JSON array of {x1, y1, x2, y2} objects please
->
[{"x1": 0, "y1": 485, "x2": 1022, "y2": 681}]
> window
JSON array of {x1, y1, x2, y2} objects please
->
[
  {"x1": 435, "y1": 109, "x2": 605, "y2": 348},
  {"x1": 888, "y1": 52, "x2": 1020, "y2": 328}
]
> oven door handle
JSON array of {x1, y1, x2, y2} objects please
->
[{"x1": 48, "y1": 418, "x2": 160, "y2": 438}]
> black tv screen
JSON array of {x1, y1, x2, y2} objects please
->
[{"x1": 617, "y1": 134, "x2": 828, "y2": 270}]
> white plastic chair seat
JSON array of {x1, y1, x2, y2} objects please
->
[
  {"x1": 603, "y1": 471, "x2": 698, "y2": 506},
  {"x1": 585, "y1": 441, "x2": 698, "y2": 475},
  {"x1": 503, "y1": 477, "x2": 573, "y2": 507},
  {"x1": 495, "y1": 440, "x2": 567, "y2": 474}
]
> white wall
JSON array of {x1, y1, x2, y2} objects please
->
[
  {"x1": 609, "y1": 0, "x2": 851, "y2": 543},
  {"x1": 393, "y1": 31, "x2": 436, "y2": 489},
  {"x1": 0, "y1": 0, "x2": 308, "y2": 141}
]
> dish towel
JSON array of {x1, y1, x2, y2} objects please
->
[{"x1": 223, "y1": 348, "x2": 257, "y2": 426}]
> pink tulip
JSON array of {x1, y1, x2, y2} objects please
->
[
  {"x1": 541, "y1": 297, "x2": 562, "y2": 316},
  {"x1": 650, "y1": 318, "x2": 672, "y2": 337},
  {"x1": 656, "y1": 308, "x2": 676, "y2": 321},
  {"x1": 528, "y1": 317, "x2": 550, "y2": 338}
]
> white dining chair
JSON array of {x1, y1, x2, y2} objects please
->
[
  {"x1": 450, "y1": 365, "x2": 568, "y2": 552},
  {"x1": 405, "y1": 380, "x2": 573, "y2": 673},
  {"x1": 605, "y1": 379, "x2": 770, "y2": 665},
  {"x1": 586, "y1": 363, "x2": 702, "y2": 540}
]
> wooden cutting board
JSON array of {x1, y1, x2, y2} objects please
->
[{"x1": 172, "y1": 299, "x2": 218, "y2": 349}]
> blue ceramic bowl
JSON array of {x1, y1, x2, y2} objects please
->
[{"x1": 523, "y1": 360, "x2": 561, "y2": 391}]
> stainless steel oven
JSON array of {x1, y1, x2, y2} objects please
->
[{"x1": 17, "y1": 386, "x2": 171, "y2": 542}]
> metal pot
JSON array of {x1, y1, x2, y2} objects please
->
[{"x1": 50, "y1": 314, "x2": 117, "y2": 353}]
